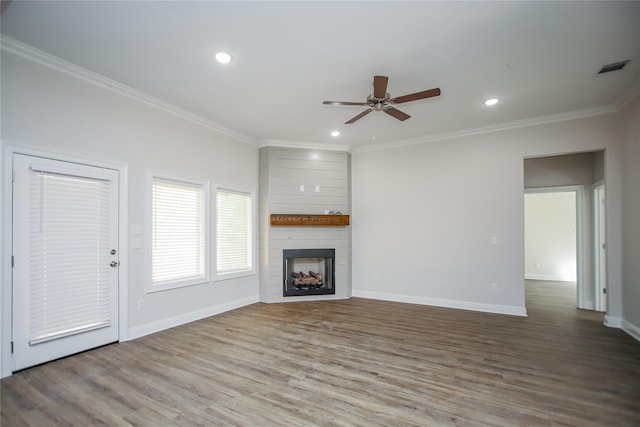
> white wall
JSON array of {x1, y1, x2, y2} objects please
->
[
  {"x1": 618, "y1": 95, "x2": 640, "y2": 340},
  {"x1": 1, "y1": 46, "x2": 260, "y2": 373},
  {"x1": 524, "y1": 192, "x2": 576, "y2": 282},
  {"x1": 352, "y1": 114, "x2": 622, "y2": 318}
]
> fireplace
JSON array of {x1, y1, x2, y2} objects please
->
[{"x1": 283, "y1": 249, "x2": 335, "y2": 297}]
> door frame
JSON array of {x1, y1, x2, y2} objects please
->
[
  {"x1": 524, "y1": 185, "x2": 587, "y2": 309},
  {"x1": 1, "y1": 142, "x2": 129, "y2": 378},
  {"x1": 593, "y1": 182, "x2": 607, "y2": 312}
]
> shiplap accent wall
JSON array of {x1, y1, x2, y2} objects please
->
[{"x1": 259, "y1": 147, "x2": 352, "y2": 302}]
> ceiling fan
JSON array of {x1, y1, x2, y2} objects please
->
[{"x1": 323, "y1": 75, "x2": 441, "y2": 124}]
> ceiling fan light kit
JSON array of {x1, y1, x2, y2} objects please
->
[{"x1": 323, "y1": 75, "x2": 441, "y2": 124}]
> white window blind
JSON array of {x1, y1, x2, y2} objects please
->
[
  {"x1": 29, "y1": 170, "x2": 112, "y2": 345},
  {"x1": 216, "y1": 189, "x2": 253, "y2": 275},
  {"x1": 152, "y1": 178, "x2": 207, "y2": 286}
]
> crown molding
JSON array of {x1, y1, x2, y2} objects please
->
[
  {"x1": 3, "y1": 36, "x2": 633, "y2": 154},
  {"x1": 258, "y1": 139, "x2": 350, "y2": 152},
  {"x1": 351, "y1": 105, "x2": 619, "y2": 153},
  {"x1": 1, "y1": 36, "x2": 257, "y2": 146}
]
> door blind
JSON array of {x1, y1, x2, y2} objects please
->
[{"x1": 28, "y1": 169, "x2": 112, "y2": 345}]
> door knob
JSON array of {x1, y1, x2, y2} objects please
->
[{"x1": 110, "y1": 261, "x2": 119, "y2": 267}]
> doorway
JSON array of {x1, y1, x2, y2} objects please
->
[
  {"x1": 11, "y1": 153, "x2": 121, "y2": 371},
  {"x1": 525, "y1": 187, "x2": 582, "y2": 308},
  {"x1": 523, "y1": 151, "x2": 605, "y2": 313}
]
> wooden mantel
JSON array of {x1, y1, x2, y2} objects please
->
[{"x1": 270, "y1": 214, "x2": 350, "y2": 227}]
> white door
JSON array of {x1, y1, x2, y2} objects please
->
[
  {"x1": 594, "y1": 185, "x2": 607, "y2": 312},
  {"x1": 12, "y1": 154, "x2": 119, "y2": 371}
]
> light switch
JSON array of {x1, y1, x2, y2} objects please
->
[
  {"x1": 131, "y1": 224, "x2": 143, "y2": 235},
  {"x1": 315, "y1": 185, "x2": 320, "y2": 193},
  {"x1": 131, "y1": 238, "x2": 143, "y2": 249},
  {"x1": 491, "y1": 236, "x2": 498, "y2": 245},
  {"x1": 299, "y1": 185, "x2": 305, "y2": 192}
]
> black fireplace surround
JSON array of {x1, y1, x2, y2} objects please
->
[{"x1": 283, "y1": 248, "x2": 335, "y2": 297}]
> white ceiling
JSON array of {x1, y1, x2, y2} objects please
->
[{"x1": 2, "y1": 1, "x2": 639, "y2": 151}]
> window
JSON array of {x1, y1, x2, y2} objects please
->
[
  {"x1": 150, "y1": 175, "x2": 209, "y2": 290},
  {"x1": 216, "y1": 188, "x2": 253, "y2": 277}
]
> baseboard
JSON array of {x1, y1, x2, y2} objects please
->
[
  {"x1": 352, "y1": 290, "x2": 527, "y2": 317},
  {"x1": 127, "y1": 294, "x2": 259, "y2": 340},
  {"x1": 525, "y1": 274, "x2": 568, "y2": 281},
  {"x1": 621, "y1": 319, "x2": 640, "y2": 342},
  {"x1": 604, "y1": 315, "x2": 622, "y2": 328}
]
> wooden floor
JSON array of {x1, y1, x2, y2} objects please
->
[{"x1": 2, "y1": 280, "x2": 639, "y2": 426}]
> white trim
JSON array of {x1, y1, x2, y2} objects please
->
[
  {"x1": 260, "y1": 103, "x2": 617, "y2": 153},
  {"x1": 593, "y1": 183, "x2": 607, "y2": 313},
  {"x1": 146, "y1": 171, "x2": 211, "y2": 293},
  {"x1": 128, "y1": 295, "x2": 259, "y2": 340},
  {"x1": 3, "y1": 36, "x2": 628, "y2": 156},
  {"x1": 621, "y1": 319, "x2": 640, "y2": 343},
  {"x1": 0, "y1": 36, "x2": 256, "y2": 147},
  {"x1": 259, "y1": 139, "x2": 351, "y2": 152},
  {"x1": 352, "y1": 290, "x2": 527, "y2": 317},
  {"x1": 1, "y1": 142, "x2": 11, "y2": 378},
  {"x1": 118, "y1": 165, "x2": 130, "y2": 343},
  {"x1": 525, "y1": 274, "x2": 569, "y2": 282},
  {"x1": 604, "y1": 315, "x2": 622, "y2": 328},
  {"x1": 1, "y1": 142, "x2": 128, "y2": 377},
  {"x1": 351, "y1": 105, "x2": 618, "y2": 153},
  {"x1": 213, "y1": 185, "x2": 257, "y2": 281}
]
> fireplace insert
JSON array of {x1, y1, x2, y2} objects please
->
[{"x1": 283, "y1": 248, "x2": 335, "y2": 297}]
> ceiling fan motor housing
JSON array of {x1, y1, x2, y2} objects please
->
[{"x1": 367, "y1": 94, "x2": 391, "y2": 111}]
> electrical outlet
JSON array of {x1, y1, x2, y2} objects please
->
[
  {"x1": 491, "y1": 283, "x2": 498, "y2": 291},
  {"x1": 137, "y1": 299, "x2": 144, "y2": 309}
]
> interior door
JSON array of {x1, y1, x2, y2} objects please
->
[{"x1": 12, "y1": 154, "x2": 119, "y2": 371}]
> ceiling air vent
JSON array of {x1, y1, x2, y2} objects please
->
[{"x1": 598, "y1": 60, "x2": 630, "y2": 74}]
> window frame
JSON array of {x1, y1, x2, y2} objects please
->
[
  {"x1": 146, "y1": 171, "x2": 211, "y2": 293},
  {"x1": 214, "y1": 185, "x2": 256, "y2": 281}
]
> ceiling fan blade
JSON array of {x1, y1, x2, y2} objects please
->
[
  {"x1": 345, "y1": 109, "x2": 373, "y2": 124},
  {"x1": 323, "y1": 101, "x2": 369, "y2": 106},
  {"x1": 373, "y1": 75, "x2": 389, "y2": 99},
  {"x1": 383, "y1": 107, "x2": 411, "y2": 121},
  {"x1": 393, "y1": 88, "x2": 441, "y2": 104}
]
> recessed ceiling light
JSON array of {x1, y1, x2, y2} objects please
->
[
  {"x1": 214, "y1": 52, "x2": 232, "y2": 64},
  {"x1": 330, "y1": 130, "x2": 340, "y2": 137},
  {"x1": 484, "y1": 98, "x2": 499, "y2": 106}
]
